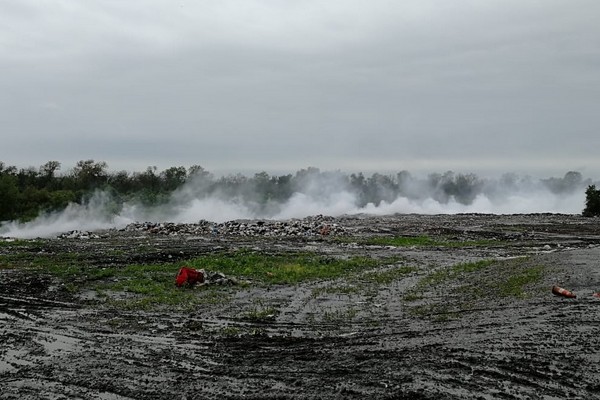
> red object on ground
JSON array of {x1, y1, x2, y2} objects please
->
[
  {"x1": 176, "y1": 267, "x2": 205, "y2": 287},
  {"x1": 592, "y1": 293, "x2": 600, "y2": 298},
  {"x1": 552, "y1": 285, "x2": 576, "y2": 298}
]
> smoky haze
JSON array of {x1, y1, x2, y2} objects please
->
[{"x1": 0, "y1": 170, "x2": 592, "y2": 239}]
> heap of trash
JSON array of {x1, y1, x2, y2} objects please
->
[
  {"x1": 57, "y1": 230, "x2": 102, "y2": 240},
  {"x1": 122, "y1": 215, "x2": 346, "y2": 237},
  {"x1": 175, "y1": 266, "x2": 239, "y2": 287}
]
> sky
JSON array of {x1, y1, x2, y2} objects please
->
[{"x1": 2, "y1": 0, "x2": 600, "y2": 178}]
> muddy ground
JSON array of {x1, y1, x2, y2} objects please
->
[{"x1": 2, "y1": 213, "x2": 600, "y2": 399}]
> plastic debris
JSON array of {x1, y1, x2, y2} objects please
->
[
  {"x1": 552, "y1": 285, "x2": 576, "y2": 299},
  {"x1": 175, "y1": 267, "x2": 238, "y2": 287},
  {"x1": 204, "y1": 270, "x2": 238, "y2": 286},
  {"x1": 175, "y1": 267, "x2": 205, "y2": 287},
  {"x1": 57, "y1": 230, "x2": 101, "y2": 239}
]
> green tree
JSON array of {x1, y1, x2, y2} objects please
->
[
  {"x1": 132, "y1": 166, "x2": 162, "y2": 205},
  {"x1": 188, "y1": 165, "x2": 212, "y2": 180},
  {"x1": 160, "y1": 166, "x2": 187, "y2": 191},
  {"x1": 38, "y1": 161, "x2": 61, "y2": 189},
  {"x1": 107, "y1": 170, "x2": 131, "y2": 193},
  {"x1": 583, "y1": 185, "x2": 600, "y2": 217},
  {"x1": 72, "y1": 160, "x2": 108, "y2": 189},
  {"x1": 0, "y1": 174, "x2": 19, "y2": 220},
  {"x1": 16, "y1": 167, "x2": 39, "y2": 190},
  {"x1": 39, "y1": 161, "x2": 61, "y2": 179},
  {"x1": 454, "y1": 173, "x2": 483, "y2": 205},
  {"x1": 273, "y1": 174, "x2": 293, "y2": 201}
]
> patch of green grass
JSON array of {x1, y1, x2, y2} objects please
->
[
  {"x1": 461, "y1": 260, "x2": 545, "y2": 300},
  {"x1": 404, "y1": 259, "x2": 495, "y2": 309},
  {"x1": 92, "y1": 263, "x2": 234, "y2": 310},
  {"x1": 402, "y1": 292, "x2": 423, "y2": 302},
  {"x1": 105, "y1": 289, "x2": 219, "y2": 311},
  {"x1": 417, "y1": 259, "x2": 495, "y2": 289},
  {"x1": 407, "y1": 302, "x2": 459, "y2": 322},
  {"x1": 322, "y1": 307, "x2": 359, "y2": 323},
  {"x1": 454, "y1": 259, "x2": 495, "y2": 273},
  {"x1": 309, "y1": 264, "x2": 416, "y2": 299},
  {"x1": 406, "y1": 258, "x2": 547, "y2": 320},
  {"x1": 311, "y1": 284, "x2": 362, "y2": 298},
  {"x1": 356, "y1": 235, "x2": 502, "y2": 248},
  {"x1": 0, "y1": 245, "x2": 405, "y2": 311},
  {"x1": 362, "y1": 266, "x2": 417, "y2": 285},
  {"x1": 454, "y1": 284, "x2": 485, "y2": 298},
  {"x1": 27, "y1": 249, "x2": 390, "y2": 310},
  {"x1": 63, "y1": 282, "x2": 79, "y2": 293},
  {"x1": 220, "y1": 326, "x2": 242, "y2": 336},
  {"x1": 440, "y1": 239, "x2": 503, "y2": 248},
  {"x1": 365, "y1": 236, "x2": 437, "y2": 247},
  {"x1": 498, "y1": 265, "x2": 544, "y2": 298},
  {"x1": 242, "y1": 306, "x2": 279, "y2": 322},
  {"x1": 186, "y1": 250, "x2": 381, "y2": 284},
  {"x1": 0, "y1": 252, "x2": 80, "y2": 270}
]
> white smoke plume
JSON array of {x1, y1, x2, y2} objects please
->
[
  {"x1": 0, "y1": 171, "x2": 592, "y2": 239},
  {"x1": 0, "y1": 191, "x2": 134, "y2": 239}
]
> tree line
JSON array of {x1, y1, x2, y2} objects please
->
[{"x1": 0, "y1": 160, "x2": 598, "y2": 222}]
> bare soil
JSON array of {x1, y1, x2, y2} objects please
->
[{"x1": 2, "y1": 213, "x2": 600, "y2": 399}]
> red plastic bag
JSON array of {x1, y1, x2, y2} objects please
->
[{"x1": 176, "y1": 267, "x2": 205, "y2": 287}]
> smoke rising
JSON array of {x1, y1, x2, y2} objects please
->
[{"x1": 0, "y1": 170, "x2": 593, "y2": 239}]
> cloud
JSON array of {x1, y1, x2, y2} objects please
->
[{"x1": 1, "y1": 1, "x2": 600, "y2": 175}]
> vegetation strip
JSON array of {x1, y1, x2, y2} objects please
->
[
  {"x1": 8, "y1": 249, "x2": 391, "y2": 310},
  {"x1": 184, "y1": 250, "x2": 382, "y2": 284},
  {"x1": 405, "y1": 258, "x2": 547, "y2": 319},
  {"x1": 342, "y1": 235, "x2": 503, "y2": 248}
]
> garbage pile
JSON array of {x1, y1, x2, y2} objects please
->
[
  {"x1": 123, "y1": 215, "x2": 345, "y2": 237},
  {"x1": 57, "y1": 230, "x2": 101, "y2": 240}
]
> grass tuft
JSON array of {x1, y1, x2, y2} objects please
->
[
  {"x1": 405, "y1": 258, "x2": 547, "y2": 320},
  {"x1": 362, "y1": 266, "x2": 417, "y2": 285},
  {"x1": 348, "y1": 235, "x2": 502, "y2": 248},
  {"x1": 498, "y1": 265, "x2": 544, "y2": 298}
]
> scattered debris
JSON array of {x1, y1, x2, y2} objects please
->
[
  {"x1": 552, "y1": 285, "x2": 576, "y2": 299},
  {"x1": 124, "y1": 215, "x2": 345, "y2": 237},
  {"x1": 57, "y1": 230, "x2": 101, "y2": 240},
  {"x1": 203, "y1": 270, "x2": 238, "y2": 286},
  {"x1": 175, "y1": 267, "x2": 238, "y2": 287}
]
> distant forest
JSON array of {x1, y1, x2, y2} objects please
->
[{"x1": 0, "y1": 160, "x2": 595, "y2": 222}]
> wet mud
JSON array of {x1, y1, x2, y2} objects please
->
[{"x1": 2, "y1": 214, "x2": 600, "y2": 399}]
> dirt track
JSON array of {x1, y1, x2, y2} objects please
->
[{"x1": 2, "y1": 214, "x2": 600, "y2": 399}]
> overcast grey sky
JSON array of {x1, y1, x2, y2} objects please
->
[{"x1": 2, "y1": 0, "x2": 599, "y2": 177}]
